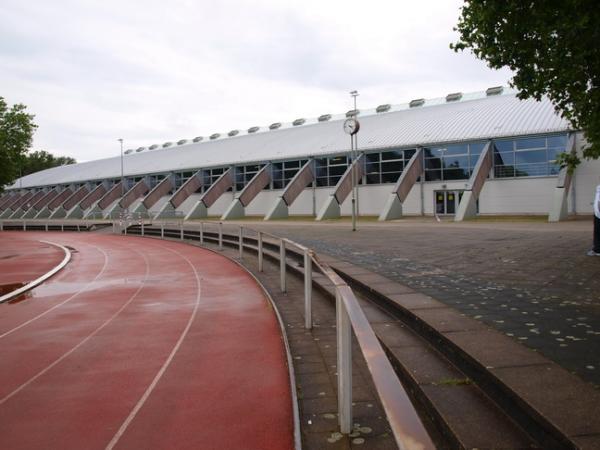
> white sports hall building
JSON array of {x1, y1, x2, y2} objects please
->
[{"x1": 1, "y1": 86, "x2": 598, "y2": 222}]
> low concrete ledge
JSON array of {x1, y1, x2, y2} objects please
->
[{"x1": 0, "y1": 240, "x2": 72, "y2": 304}]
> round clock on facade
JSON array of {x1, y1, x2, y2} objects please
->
[{"x1": 343, "y1": 118, "x2": 360, "y2": 135}]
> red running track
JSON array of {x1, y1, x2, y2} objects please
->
[{"x1": 0, "y1": 232, "x2": 294, "y2": 450}]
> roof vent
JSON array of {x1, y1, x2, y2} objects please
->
[
  {"x1": 346, "y1": 109, "x2": 360, "y2": 117},
  {"x1": 292, "y1": 118, "x2": 306, "y2": 126},
  {"x1": 192, "y1": 136, "x2": 203, "y2": 143},
  {"x1": 318, "y1": 114, "x2": 332, "y2": 122},
  {"x1": 149, "y1": 144, "x2": 159, "y2": 150},
  {"x1": 210, "y1": 133, "x2": 221, "y2": 140},
  {"x1": 409, "y1": 98, "x2": 425, "y2": 108},
  {"x1": 446, "y1": 92, "x2": 462, "y2": 102},
  {"x1": 136, "y1": 147, "x2": 146, "y2": 152},
  {"x1": 228, "y1": 129, "x2": 239, "y2": 137},
  {"x1": 162, "y1": 142, "x2": 173, "y2": 148},
  {"x1": 124, "y1": 149, "x2": 134, "y2": 155},
  {"x1": 269, "y1": 122, "x2": 282, "y2": 130},
  {"x1": 177, "y1": 139, "x2": 188, "y2": 145},
  {"x1": 486, "y1": 86, "x2": 504, "y2": 96},
  {"x1": 247, "y1": 126, "x2": 260, "y2": 133},
  {"x1": 376, "y1": 104, "x2": 391, "y2": 113}
]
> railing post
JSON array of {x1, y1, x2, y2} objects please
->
[
  {"x1": 161, "y1": 222, "x2": 164, "y2": 238},
  {"x1": 258, "y1": 232, "x2": 264, "y2": 272},
  {"x1": 61, "y1": 224, "x2": 64, "y2": 232},
  {"x1": 180, "y1": 221, "x2": 184, "y2": 240},
  {"x1": 0, "y1": 221, "x2": 3, "y2": 231},
  {"x1": 304, "y1": 249, "x2": 312, "y2": 329},
  {"x1": 239, "y1": 226, "x2": 243, "y2": 259},
  {"x1": 280, "y1": 239, "x2": 286, "y2": 293},
  {"x1": 336, "y1": 288, "x2": 352, "y2": 434},
  {"x1": 199, "y1": 222, "x2": 204, "y2": 244},
  {"x1": 141, "y1": 221, "x2": 145, "y2": 236},
  {"x1": 22, "y1": 221, "x2": 26, "y2": 231},
  {"x1": 218, "y1": 222, "x2": 223, "y2": 250}
]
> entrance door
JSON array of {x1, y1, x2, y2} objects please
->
[{"x1": 435, "y1": 191, "x2": 462, "y2": 215}]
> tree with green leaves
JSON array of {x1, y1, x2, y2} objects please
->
[
  {"x1": 451, "y1": 1, "x2": 599, "y2": 170},
  {"x1": 1, "y1": 97, "x2": 76, "y2": 191},
  {"x1": 21, "y1": 150, "x2": 76, "y2": 177},
  {"x1": 0, "y1": 97, "x2": 37, "y2": 188}
]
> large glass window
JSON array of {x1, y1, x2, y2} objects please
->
[
  {"x1": 315, "y1": 156, "x2": 350, "y2": 187},
  {"x1": 235, "y1": 164, "x2": 264, "y2": 191},
  {"x1": 493, "y1": 134, "x2": 567, "y2": 178},
  {"x1": 423, "y1": 143, "x2": 482, "y2": 181},
  {"x1": 272, "y1": 159, "x2": 308, "y2": 189},
  {"x1": 364, "y1": 148, "x2": 414, "y2": 184}
]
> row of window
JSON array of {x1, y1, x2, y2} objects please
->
[{"x1": 122, "y1": 133, "x2": 569, "y2": 193}]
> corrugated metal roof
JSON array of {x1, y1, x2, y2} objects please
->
[{"x1": 10, "y1": 89, "x2": 571, "y2": 189}]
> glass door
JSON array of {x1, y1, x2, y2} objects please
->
[{"x1": 434, "y1": 191, "x2": 463, "y2": 215}]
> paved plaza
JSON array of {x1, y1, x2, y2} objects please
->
[{"x1": 249, "y1": 217, "x2": 600, "y2": 388}]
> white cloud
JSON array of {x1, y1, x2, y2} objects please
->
[{"x1": 0, "y1": 0, "x2": 512, "y2": 161}]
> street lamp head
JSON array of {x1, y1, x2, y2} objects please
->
[{"x1": 350, "y1": 90, "x2": 359, "y2": 97}]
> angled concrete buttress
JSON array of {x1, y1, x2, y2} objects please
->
[
  {"x1": 35, "y1": 187, "x2": 74, "y2": 219},
  {"x1": 0, "y1": 192, "x2": 20, "y2": 211},
  {"x1": 133, "y1": 174, "x2": 176, "y2": 218},
  {"x1": 221, "y1": 164, "x2": 272, "y2": 220},
  {"x1": 378, "y1": 148, "x2": 424, "y2": 221},
  {"x1": 155, "y1": 170, "x2": 204, "y2": 219},
  {"x1": 186, "y1": 168, "x2": 234, "y2": 220},
  {"x1": 85, "y1": 182, "x2": 123, "y2": 219},
  {"x1": 0, "y1": 192, "x2": 15, "y2": 210},
  {"x1": 22, "y1": 188, "x2": 60, "y2": 218},
  {"x1": 455, "y1": 141, "x2": 493, "y2": 221},
  {"x1": 548, "y1": 134, "x2": 577, "y2": 222},
  {"x1": 49, "y1": 184, "x2": 90, "y2": 219},
  {"x1": 317, "y1": 154, "x2": 366, "y2": 220},
  {"x1": 265, "y1": 159, "x2": 315, "y2": 220},
  {"x1": 66, "y1": 182, "x2": 108, "y2": 219},
  {"x1": 104, "y1": 178, "x2": 150, "y2": 218},
  {"x1": 9, "y1": 190, "x2": 46, "y2": 218},
  {"x1": 0, "y1": 191, "x2": 34, "y2": 218}
]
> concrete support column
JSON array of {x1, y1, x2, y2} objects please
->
[
  {"x1": 549, "y1": 134, "x2": 577, "y2": 222},
  {"x1": 378, "y1": 148, "x2": 424, "y2": 221},
  {"x1": 222, "y1": 164, "x2": 271, "y2": 220},
  {"x1": 186, "y1": 168, "x2": 234, "y2": 220},
  {"x1": 265, "y1": 160, "x2": 315, "y2": 221},
  {"x1": 455, "y1": 142, "x2": 493, "y2": 222},
  {"x1": 155, "y1": 170, "x2": 203, "y2": 219},
  {"x1": 317, "y1": 155, "x2": 365, "y2": 221}
]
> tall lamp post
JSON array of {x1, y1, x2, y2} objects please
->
[
  {"x1": 118, "y1": 138, "x2": 124, "y2": 198},
  {"x1": 343, "y1": 90, "x2": 360, "y2": 231}
]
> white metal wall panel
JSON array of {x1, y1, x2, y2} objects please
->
[{"x1": 9, "y1": 92, "x2": 570, "y2": 189}]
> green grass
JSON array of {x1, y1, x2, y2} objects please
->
[{"x1": 435, "y1": 378, "x2": 473, "y2": 386}]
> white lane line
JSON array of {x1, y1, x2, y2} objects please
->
[
  {"x1": 0, "y1": 243, "x2": 110, "y2": 340},
  {"x1": 105, "y1": 243, "x2": 202, "y2": 450},
  {"x1": 0, "y1": 247, "x2": 151, "y2": 406},
  {"x1": 0, "y1": 240, "x2": 71, "y2": 304}
]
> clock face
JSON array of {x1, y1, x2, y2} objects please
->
[{"x1": 343, "y1": 118, "x2": 360, "y2": 135}]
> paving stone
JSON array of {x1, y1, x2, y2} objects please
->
[{"x1": 247, "y1": 220, "x2": 600, "y2": 386}]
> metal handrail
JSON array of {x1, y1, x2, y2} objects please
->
[
  {"x1": 1, "y1": 217, "x2": 435, "y2": 449},
  {"x1": 147, "y1": 219, "x2": 435, "y2": 450}
]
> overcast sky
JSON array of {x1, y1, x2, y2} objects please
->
[{"x1": 0, "y1": 0, "x2": 512, "y2": 162}]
